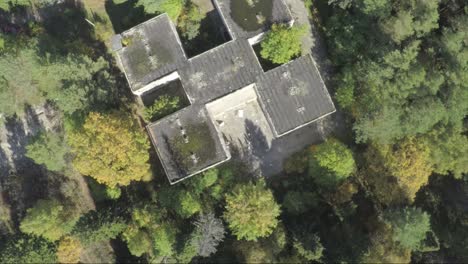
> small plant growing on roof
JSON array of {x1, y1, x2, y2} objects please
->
[
  {"x1": 260, "y1": 24, "x2": 306, "y2": 64},
  {"x1": 144, "y1": 95, "x2": 181, "y2": 121},
  {"x1": 121, "y1": 36, "x2": 133, "y2": 47}
]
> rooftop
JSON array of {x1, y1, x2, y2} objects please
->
[
  {"x1": 115, "y1": 14, "x2": 187, "y2": 92},
  {"x1": 179, "y1": 39, "x2": 263, "y2": 103},
  {"x1": 256, "y1": 55, "x2": 336, "y2": 136},
  {"x1": 214, "y1": 0, "x2": 293, "y2": 39},
  {"x1": 146, "y1": 105, "x2": 230, "y2": 184},
  {"x1": 113, "y1": 1, "x2": 335, "y2": 184}
]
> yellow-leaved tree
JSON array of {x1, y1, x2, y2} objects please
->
[
  {"x1": 68, "y1": 111, "x2": 151, "y2": 187},
  {"x1": 370, "y1": 137, "x2": 433, "y2": 201},
  {"x1": 57, "y1": 236, "x2": 82, "y2": 263}
]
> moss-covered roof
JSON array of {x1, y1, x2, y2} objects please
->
[
  {"x1": 214, "y1": 0, "x2": 293, "y2": 39},
  {"x1": 115, "y1": 14, "x2": 187, "y2": 91},
  {"x1": 147, "y1": 106, "x2": 230, "y2": 184}
]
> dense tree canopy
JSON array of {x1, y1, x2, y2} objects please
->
[
  {"x1": 72, "y1": 209, "x2": 127, "y2": 245},
  {"x1": 0, "y1": 235, "x2": 57, "y2": 263},
  {"x1": 1, "y1": 0, "x2": 466, "y2": 263},
  {"x1": 0, "y1": 40, "x2": 110, "y2": 118},
  {"x1": 224, "y1": 181, "x2": 281, "y2": 241},
  {"x1": 68, "y1": 111, "x2": 151, "y2": 187},
  {"x1": 56, "y1": 236, "x2": 82, "y2": 263}
]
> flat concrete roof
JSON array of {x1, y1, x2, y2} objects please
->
[
  {"x1": 115, "y1": 14, "x2": 187, "y2": 92},
  {"x1": 147, "y1": 105, "x2": 230, "y2": 184},
  {"x1": 179, "y1": 39, "x2": 263, "y2": 103},
  {"x1": 214, "y1": 0, "x2": 293, "y2": 39},
  {"x1": 256, "y1": 55, "x2": 336, "y2": 136}
]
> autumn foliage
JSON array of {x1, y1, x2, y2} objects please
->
[{"x1": 69, "y1": 111, "x2": 151, "y2": 187}]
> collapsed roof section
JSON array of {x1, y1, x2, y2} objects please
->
[
  {"x1": 114, "y1": 14, "x2": 187, "y2": 92},
  {"x1": 146, "y1": 105, "x2": 230, "y2": 184}
]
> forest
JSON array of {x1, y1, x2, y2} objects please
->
[{"x1": 0, "y1": 0, "x2": 466, "y2": 263}]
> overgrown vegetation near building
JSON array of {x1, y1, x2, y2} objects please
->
[{"x1": 0, "y1": 0, "x2": 466, "y2": 263}]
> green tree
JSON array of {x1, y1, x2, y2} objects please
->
[
  {"x1": 68, "y1": 111, "x2": 151, "y2": 187},
  {"x1": 123, "y1": 227, "x2": 153, "y2": 257},
  {"x1": 424, "y1": 128, "x2": 468, "y2": 178},
  {"x1": 361, "y1": 220, "x2": 412, "y2": 263},
  {"x1": 174, "y1": 191, "x2": 202, "y2": 219},
  {"x1": 184, "y1": 168, "x2": 218, "y2": 195},
  {"x1": 0, "y1": 45, "x2": 45, "y2": 117},
  {"x1": 20, "y1": 199, "x2": 80, "y2": 241},
  {"x1": 72, "y1": 210, "x2": 127, "y2": 245},
  {"x1": 380, "y1": 0, "x2": 439, "y2": 43},
  {"x1": 177, "y1": 2, "x2": 204, "y2": 40},
  {"x1": 26, "y1": 131, "x2": 69, "y2": 172},
  {"x1": 122, "y1": 205, "x2": 160, "y2": 257},
  {"x1": 224, "y1": 180, "x2": 281, "y2": 241},
  {"x1": 260, "y1": 24, "x2": 305, "y2": 64},
  {"x1": 310, "y1": 138, "x2": 356, "y2": 187},
  {"x1": 0, "y1": 235, "x2": 57, "y2": 263},
  {"x1": 144, "y1": 95, "x2": 180, "y2": 121},
  {"x1": 137, "y1": 0, "x2": 184, "y2": 21},
  {"x1": 282, "y1": 191, "x2": 317, "y2": 214},
  {"x1": 384, "y1": 207, "x2": 432, "y2": 250},
  {"x1": 0, "y1": 41, "x2": 110, "y2": 118},
  {"x1": 293, "y1": 233, "x2": 324, "y2": 261},
  {"x1": 153, "y1": 223, "x2": 177, "y2": 257}
]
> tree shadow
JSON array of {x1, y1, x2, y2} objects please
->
[
  {"x1": 1, "y1": 107, "x2": 50, "y2": 226},
  {"x1": 244, "y1": 119, "x2": 270, "y2": 158},
  {"x1": 105, "y1": 0, "x2": 154, "y2": 34},
  {"x1": 179, "y1": 8, "x2": 231, "y2": 57}
]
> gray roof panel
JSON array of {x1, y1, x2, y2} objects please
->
[
  {"x1": 214, "y1": 0, "x2": 293, "y2": 39},
  {"x1": 115, "y1": 14, "x2": 187, "y2": 91},
  {"x1": 179, "y1": 40, "x2": 263, "y2": 103},
  {"x1": 147, "y1": 105, "x2": 230, "y2": 183},
  {"x1": 256, "y1": 55, "x2": 336, "y2": 136}
]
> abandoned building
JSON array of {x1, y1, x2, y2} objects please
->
[{"x1": 112, "y1": 0, "x2": 336, "y2": 184}]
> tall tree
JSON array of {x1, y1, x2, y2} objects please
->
[
  {"x1": 56, "y1": 236, "x2": 82, "y2": 263},
  {"x1": 0, "y1": 40, "x2": 110, "y2": 118},
  {"x1": 19, "y1": 199, "x2": 80, "y2": 242},
  {"x1": 192, "y1": 213, "x2": 226, "y2": 257},
  {"x1": 0, "y1": 235, "x2": 57, "y2": 263},
  {"x1": 384, "y1": 207, "x2": 432, "y2": 251},
  {"x1": 26, "y1": 131, "x2": 69, "y2": 172},
  {"x1": 72, "y1": 209, "x2": 127, "y2": 245},
  {"x1": 372, "y1": 138, "x2": 433, "y2": 201},
  {"x1": 224, "y1": 180, "x2": 281, "y2": 241},
  {"x1": 68, "y1": 111, "x2": 151, "y2": 187},
  {"x1": 310, "y1": 138, "x2": 356, "y2": 188}
]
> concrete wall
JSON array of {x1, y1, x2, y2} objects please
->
[{"x1": 205, "y1": 83, "x2": 257, "y2": 117}]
